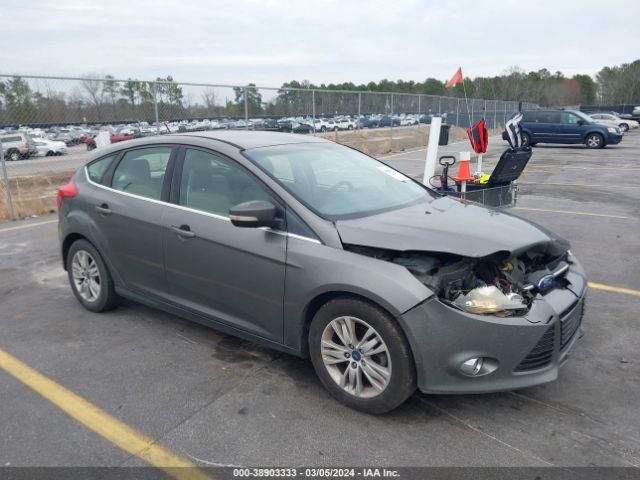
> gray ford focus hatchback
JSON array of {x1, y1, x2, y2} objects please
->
[{"x1": 58, "y1": 131, "x2": 587, "y2": 413}]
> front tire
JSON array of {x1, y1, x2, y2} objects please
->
[
  {"x1": 585, "y1": 133, "x2": 604, "y2": 149},
  {"x1": 67, "y1": 239, "x2": 120, "y2": 313},
  {"x1": 521, "y1": 132, "x2": 531, "y2": 147},
  {"x1": 620, "y1": 123, "x2": 629, "y2": 132},
  {"x1": 309, "y1": 297, "x2": 416, "y2": 414}
]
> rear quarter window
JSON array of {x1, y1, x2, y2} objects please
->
[{"x1": 87, "y1": 154, "x2": 117, "y2": 185}]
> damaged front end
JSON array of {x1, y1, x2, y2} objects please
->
[{"x1": 344, "y1": 241, "x2": 573, "y2": 317}]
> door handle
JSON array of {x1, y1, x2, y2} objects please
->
[
  {"x1": 170, "y1": 225, "x2": 196, "y2": 238},
  {"x1": 95, "y1": 204, "x2": 111, "y2": 215}
]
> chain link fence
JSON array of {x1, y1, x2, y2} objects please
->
[{"x1": 0, "y1": 74, "x2": 537, "y2": 219}]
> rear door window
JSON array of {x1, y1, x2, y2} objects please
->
[
  {"x1": 538, "y1": 112, "x2": 561, "y2": 123},
  {"x1": 112, "y1": 147, "x2": 172, "y2": 200}
]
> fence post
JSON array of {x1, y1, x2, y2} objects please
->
[
  {"x1": 389, "y1": 93, "x2": 394, "y2": 144},
  {"x1": 456, "y1": 98, "x2": 460, "y2": 127},
  {"x1": 244, "y1": 86, "x2": 249, "y2": 129},
  {"x1": 494, "y1": 100, "x2": 497, "y2": 129},
  {"x1": 418, "y1": 95, "x2": 421, "y2": 115},
  {"x1": 0, "y1": 140, "x2": 16, "y2": 220},
  {"x1": 503, "y1": 102, "x2": 507, "y2": 126},
  {"x1": 471, "y1": 100, "x2": 474, "y2": 126},
  {"x1": 152, "y1": 83, "x2": 160, "y2": 135},
  {"x1": 438, "y1": 96, "x2": 442, "y2": 113},
  {"x1": 312, "y1": 90, "x2": 316, "y2": 135}
]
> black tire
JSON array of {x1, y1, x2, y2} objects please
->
[
  {"x1": 320, "y1": 126, "x2": 327, "y2": 132},
  {"x1": 620, "y1": 123, "x2": 629, "y2": 132},
  {"x1": 66, "y1": 239, "x2": 120, "y2": 313},
  {"x1": 521, "y1": 132, "x2": 531, "y2": 147},
  {"x1": 585, "y1": 133, "x2": 604, "y2": 149},
  {"x1": 333, "y1": 127, "x2": 339, "y2": 132},
  {"x1": 348, "y1": 125, "x2": 353, "y2": 130},
  {"x1": 7, "y1": 149, "x2": 20, "y2": 161},
  {"x1": 47, "y1": 150, "x2": 54, "y2": 156},
  {"x1": 309, "y1": 297, "x2": 416, "y2": 414}
]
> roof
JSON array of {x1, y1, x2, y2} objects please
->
[{"x1": 175, "y1": 130, "x2": 329, "y2": 150}]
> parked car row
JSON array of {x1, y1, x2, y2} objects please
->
[{"x1": 0, "y1": 111, "x2": 447, "y2": 159}]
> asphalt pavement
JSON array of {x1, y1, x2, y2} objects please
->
[{"x1": 0, "y1": 131, "x2": 639, "y2": 470}]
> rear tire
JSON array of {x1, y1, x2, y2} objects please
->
[
  {"x1": 620, "y1": 123, "x2": 629, "y2": 132},
  {"x1": 309, "y1": 297, "x2": 416, "y2": 414},
  {"x1": 585, "y1": 133, "x2": 604, "y2": 149},
  {"x1": 67, "y1": 239, "x2": 120, "y2": 313},
  {"x1": 7, "y1": 149, "x2": 20, "y2": 161},
  {"x1": 521, "y1": 132, "x2": 531, "y2": 147}
]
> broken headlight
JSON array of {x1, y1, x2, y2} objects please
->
[{"x1": 452, "y1": 285, "x2": 527, "y2": 316}]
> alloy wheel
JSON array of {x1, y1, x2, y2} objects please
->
[
  {"x1": 587, "y1": 134, "x2": 602, "y2": 148},
  {"x1": 320, "y1": 316, "x2": 392, "y2": 398},
  {"x1": 71, "y1": 250, "x2": 101, "y2": 302}
]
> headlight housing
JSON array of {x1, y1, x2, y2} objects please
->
[
  {"x1": 452, "y1": 285, "x2": 527, "y2": 316},
  {"x1": 607, "y1": 127, "x2": 617, "y2": 133}
]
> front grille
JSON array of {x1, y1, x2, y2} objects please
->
[
  {"x1": 560, "y1": 300, "x2": 583, "y2": 350},
  {"x1": 515, "y1": 325, "x2": 555, "y2": 371}
]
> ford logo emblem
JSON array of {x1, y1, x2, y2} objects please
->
[{"x1": 538, "y1": 274, "x2": 555, "y2": 291}]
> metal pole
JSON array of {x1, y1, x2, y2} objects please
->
[
  {"x1": 244, "y1": 86, "x2": 249, "y2": 129},
  {"x1": 357, "y1": 92, "x2": 361, "y2": 118},
  {"x1": 153, "y1": 83, "x2": 160, "y2": 135},
  {"x1": 0, "y1": 140, "x2": 16, "y2": 220},
  {"x1": 494, "y1": 100, "x2": 497, "y2": 129},
  {"x1": 418, "y1": 95, "x2": 421, "y2": 116},
  {"x1": 389, "y1": 93, "x2": 394, "y2": 143},
  {"x1": 438, "y1": 96, "x2": 442, "y2": 113},
  {"x1": 312, "y1": 90, "x2": 316, "y2": 135},
  {"x1": 503, "y1": 101, "x2": 507, "y2": 126},
  {"x1": 456, "y1": 98, "x2": 460, "y2": 127},
  {"x1": 470, "y1": 99, "x2": 474, "y2": 126},
  {"x1": 422, "y1": 116, "x2": 442, "y2": 186}
]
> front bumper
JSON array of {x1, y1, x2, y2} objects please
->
[
  {"x1": 606, "y1": 132, "x2": 623, "y2": 145},
  {"x1": 401, "y1": 260, "x2": 587, "y2": 394}
]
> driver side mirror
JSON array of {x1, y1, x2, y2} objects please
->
[{"x1": 229, "y1": 200, "x2": 281, "y2": 229}]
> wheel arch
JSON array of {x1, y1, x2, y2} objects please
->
[
  {"x1": 61, "y1": 232, "x2": 92, "y2": 270},
  {"x1": 584, "y1": 130, "x2": 606, "y2": 146},
  {"x1": 298, "y1": 290, "x2": 411, "y2": 358}
]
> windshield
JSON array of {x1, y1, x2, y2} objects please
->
[{"x1": 245, "y1": 143, "x2": 433, "y2": 219}]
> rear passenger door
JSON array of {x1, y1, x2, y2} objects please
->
[
  {"x1": 162, "y1": 147, "x2": 287, "y2": 342},
  {"x1": 88, "y1": 145, "x2": 175, "y2": 297}
]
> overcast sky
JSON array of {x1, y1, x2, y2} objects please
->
[{"x1": 2, "y1": 0, "x2": 638, "y2": 87}]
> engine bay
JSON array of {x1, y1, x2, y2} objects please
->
[{"x1": 343, "y1": 243, "x2": 572, "y2": 317}]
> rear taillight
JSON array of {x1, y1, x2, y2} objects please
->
[{"x1": 57, "y1": 175, "x2": 78, "y2": 210}]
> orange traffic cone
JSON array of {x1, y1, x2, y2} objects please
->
[{"x1": 453, "y1": 152, "x2": 474, "y2": 182}]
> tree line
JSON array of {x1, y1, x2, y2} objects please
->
[{"x1": 0, "y1": 59, "x2": 638, "y2": 126}]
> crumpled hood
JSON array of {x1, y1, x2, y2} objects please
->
[{"x1": 336, "y1": 196, "x2": 569, "y2": 257}]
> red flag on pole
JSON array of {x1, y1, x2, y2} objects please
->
[{"x1": 446, "y1": 67, "x2": 463, "y2": 88}]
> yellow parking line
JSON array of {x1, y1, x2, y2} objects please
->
[
  {"x1": 588, "y1": 282, "x2": 640, "y2": 297},
  {"x1": 0, "y1": 349, "x2": 213, "y2": 480},
  {"x1": 0, "y1": 219, "x2": 57, "y2": 233},
  {"x1": 513, "y1": 207, "x2": 630, "y2": 219}
]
